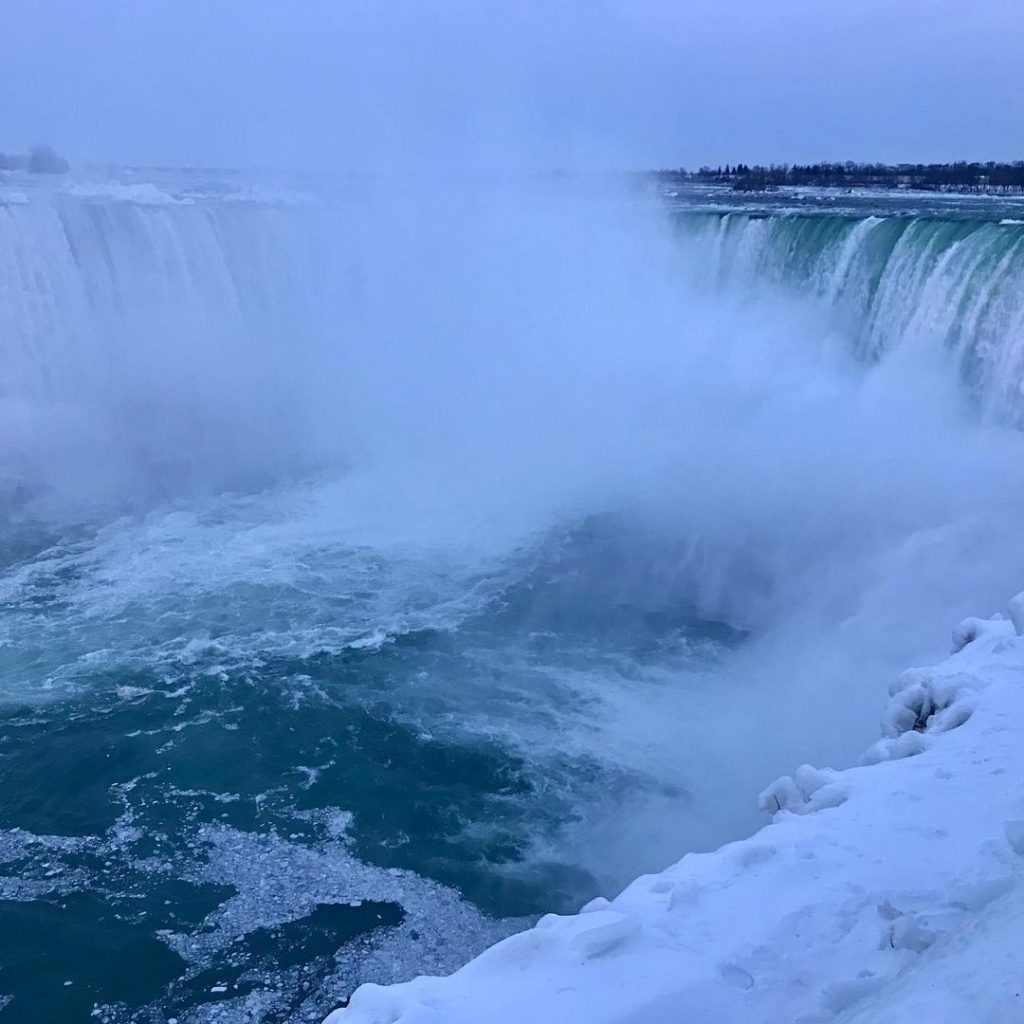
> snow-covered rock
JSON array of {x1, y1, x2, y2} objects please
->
[{"x1": 324, "y1": 597, "x2": 1024, "y2": 1024}]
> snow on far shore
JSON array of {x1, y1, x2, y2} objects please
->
[
  {"x1": 62, "y1": 181, "x2": 193, "y2": 205},
  {"x1": 55, "y1": 180, "x2": 313, "y2": 206},
  {"x1": 326, "y1": 597, "x2": 1024, "y2": 1024}
]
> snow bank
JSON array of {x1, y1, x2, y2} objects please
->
[
  {"x1": 325, "y1": 594, "x2": 1024, "y2": 1024},
  {"x1": 62, "y1": 181, "x2": 192, "y2": 205}
]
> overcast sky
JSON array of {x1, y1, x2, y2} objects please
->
[{"x1": 3, "y1": 0, "x2": 1023, "y2": 171}]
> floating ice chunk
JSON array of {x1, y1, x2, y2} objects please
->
[
  {"x1": 116, "y1": 685, "x2": 152, "y2": 700},
  {"x1": 346, "y1": 628, "x2": 394, "y2": 651}
]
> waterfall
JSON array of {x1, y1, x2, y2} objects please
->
[{"x1": 676, "y1": 211, "x2": 1024, "y2": 419}]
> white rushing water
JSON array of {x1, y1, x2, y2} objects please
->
[{"x1": 676, "y1": 208, "x2": 1024, "y2": 417}]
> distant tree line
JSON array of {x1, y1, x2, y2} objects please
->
[
  {"x1": 654, "y1": 161, "x2": 1024, "y2": 193},
  {"x1": 0, "y1": 144, "x2": 70, "y2": 174}
]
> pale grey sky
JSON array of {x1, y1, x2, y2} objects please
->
[{"x1": 2, "y1": 0, "x2": 1022, "y2": 171}]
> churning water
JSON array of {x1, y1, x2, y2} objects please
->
[{"x1": 3, "y1": 173, "x2": 1024, "y2": 1022}]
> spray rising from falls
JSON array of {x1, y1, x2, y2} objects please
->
[
  {"x1": 3, "y1": 178, "x2": 1024, "y2": 1020},
  {"x1": 0, "y1": 184, "x2": 348, "y2": 502},
  {"x1": 5, "y1": 185, "x2": 1024, "y2": 505}
]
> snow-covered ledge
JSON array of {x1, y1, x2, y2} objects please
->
[{"x1": 326, "y1": 596, "x2": 1024, "y2": 1024}]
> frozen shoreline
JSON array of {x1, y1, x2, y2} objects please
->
[{"x1": 326, "y1": 596, "x2": 1024, "y2": 1024}]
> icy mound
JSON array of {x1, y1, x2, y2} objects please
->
[{"x1": 325, "y1": 596, "x2": 1024, "y2": 1024}]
